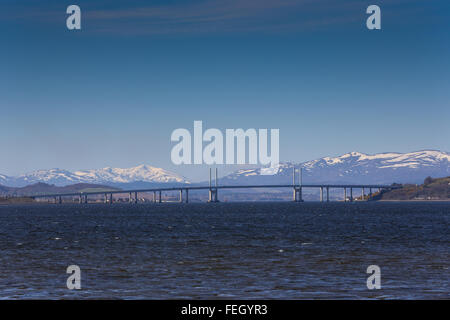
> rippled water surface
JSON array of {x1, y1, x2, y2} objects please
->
[{"x1": 0, "y1": 202, "x2": 448, "y2": 299}]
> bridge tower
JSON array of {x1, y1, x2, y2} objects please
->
[
  {"x1": 208, "y1": 168, "x2": 219, "y2": 202},
  {"x1": 292, "y1": 167, "x2": 303, "y2": 202}
]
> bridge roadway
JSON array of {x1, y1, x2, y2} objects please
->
[{"x1": 31, "y1": 184, "x2": 400, "y2": 203}]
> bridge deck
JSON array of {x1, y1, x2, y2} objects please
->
[{"x1": 31, "y1": 184, "x2": 400, "y2": 198}]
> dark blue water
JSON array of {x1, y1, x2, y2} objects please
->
[{"x1": 0, "y1": 202, "x2": 448, "y2": 299}]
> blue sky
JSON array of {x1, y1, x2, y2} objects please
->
[{"x1": 1, "y1": 0, "x2": 449, "y2": 181}]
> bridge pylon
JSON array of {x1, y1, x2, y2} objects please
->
[
  {"x1": 292, "y1": 167, "x2": 304, "y2": 202},
  {"x1": 208, "y1": 168, "x2": 220, "y2": 202}
]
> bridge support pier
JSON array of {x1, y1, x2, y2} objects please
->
[
  {"x1": 344, "y1": 188, "x2": 347, "y2": 202},
  {"x1": 185, "y1": 189, "x2": 189, "y2": 203},
  {"x1": 153, "y1": 192, "x2": 156, "y2": 203},
  {"x1": 84, "y1": 195, "x2": 88, "y2": 204},
  {"x1": 326, "y1": 187, "x2": 329, "y2": 202},
  {"x1": 79, "y1": 194, "x2": 82, "y2": 204},
  {"x1": 134, "y1": 192, "x2": 138, "y2": 204},
  {"x1": 350, "y1": 188, "x2": 353, "y2": 202},
  {"x1": 109, "y1": 193, "x2": 113, "y2": 204},
  {"x1": 159, "y1": 191, "x2": 162, "y2": 203},
  {"x1": 362, "y1": 187, "x2": 365, "y2": 201},
  {"x1": 320, "y1": 187, "x2": 324, "y2": 202},
  {"x1": 369, "y1": 188, "x2": 372, "y2": 200},
  {"x1": 58, "y1": 196, "x2": 62, "y2": 204},
  {"x1": 208, "y1": 189, "x2": 219, "y2": 202},
  {"x1": 129, "y1": 192, "x2": 133, "y2": 203},
  {"x1": 293, "y1": 187, "x2": 303, "y2": 202},
  {"x1": 179, "y1": 190, "x2": 183, "y2": 203}
]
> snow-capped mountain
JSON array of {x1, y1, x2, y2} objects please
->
[
  {"x1": 222, "y1": 150, "x2": 450, "y2": 185},
  {"x1": 73, "y1": 165, "x2": 188, "y2": 185},
  {"x1": 1, "y1": 150, "x2": 449, "y2": 188},
  {"x1": 1, "y1": 165, "x2": 189, "y2": 187},
  {"x1": 13, "y1": 169, "x2": 86, "y2": 186},
  {"x1": 0, "y1": 174, "x2": 10, "y2": 186}
]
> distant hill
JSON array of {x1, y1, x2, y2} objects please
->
[
  {"x1": 0, "y1": 182, "x2": 120, "y2": 196},
  {"x1": 0, "y1": 197, "x2": 35, "y2": 204},
  {"x1": 376, "y1": 176, "x2": 450, "y2": 200}
]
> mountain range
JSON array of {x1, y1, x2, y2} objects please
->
[
  {"x1": 0, "y1": 165, "x2": 189, "y2": 188},
  {"x1": 222, "y1": 150, "x2": 450, "y2": 185},
  {"x1": 0, "y1": 150, "x2": 449, "y2": 188}
]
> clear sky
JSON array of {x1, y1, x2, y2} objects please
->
[{"x1": 1, "y1": 0, "x2": 449, "y2": 181}]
